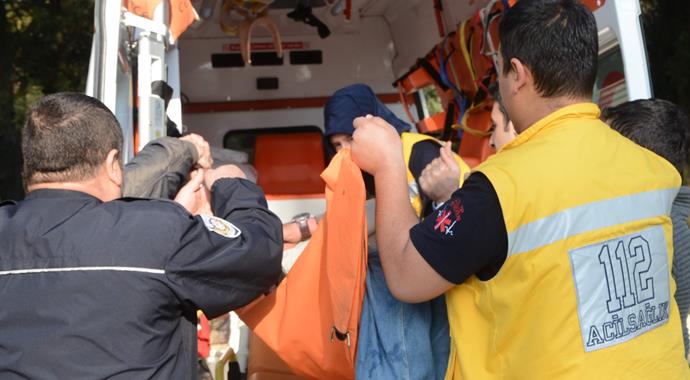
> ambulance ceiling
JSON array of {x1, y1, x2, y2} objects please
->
[
  {"x1": 184, "y1": 0, "x2": 489, "y2": 76},
  {"x1": 185, "y1": 0, "x2": 485, "y2": 39}
]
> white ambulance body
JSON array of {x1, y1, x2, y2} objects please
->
[{"x1": 87, "y1": 0, "x2": 652, "y2": 376}]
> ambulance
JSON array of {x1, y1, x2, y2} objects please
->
[{"x1": 86, "y1": 0, "x2": 651, "y2": 378}]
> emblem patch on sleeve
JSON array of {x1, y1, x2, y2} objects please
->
[
  {"x1": 434, "y1": 198, "x2": 464, "y2": 236},
  {"x1": 200, "y1": 215, "x2": 242, "y2": 239}
]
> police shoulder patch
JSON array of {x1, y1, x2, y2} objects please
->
[{"x1": 200, "y1": 215, "x2": 241, "y2": 239}]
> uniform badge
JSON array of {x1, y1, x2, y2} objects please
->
[{"x1": 200, "y1": 215, "x2": 241, "y2": 239}]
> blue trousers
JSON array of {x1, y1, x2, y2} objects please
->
[{"x1": 355, "y1": 250, "x2": 450, "y2": 380}]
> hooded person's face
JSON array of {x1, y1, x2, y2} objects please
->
[
  {"x1": 329, "y1": 133, "x2": 353, "y2": 152},
  {"x1": 323, "y1": 84, "x2": 410, "y2": 155}
]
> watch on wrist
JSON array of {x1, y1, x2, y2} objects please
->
[{"x1": 291, "y1": 213, "x2": 312, "y2": 241}]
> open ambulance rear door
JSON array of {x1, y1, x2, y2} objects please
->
[
  {"x1": 590, "y1": 0, "x2": 652, "y2": 106},
  {"x1": 86, "y1": 0, "x2": 187, "y2": 163}
]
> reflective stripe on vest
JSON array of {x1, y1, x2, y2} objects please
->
[{"x1": 508, "y1": 188, "x2": 679, "y2": 257}]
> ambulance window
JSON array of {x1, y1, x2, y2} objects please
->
[
  {"x1": 593, "y1": 40, "x2": 628, "y2": 108},
  {"x1": 290, "y1": 50, "x2": 323, "y2": 65},
  {"x1": 211, "y1": 54, "x2": 245, "y2": 68},
  {"x1": 414, "y1": 85, "x2": 444, "y2": 121},
  {"x1": 223, "y1": 126, "x2": 324, "y2": 164},
  {"x1": 211, "y1": 52, "x2": 284, "y2": 68}
]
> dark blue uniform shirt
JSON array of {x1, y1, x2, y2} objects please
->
[{"x1": 0, "y1": 178, "x2": 283, "y2": 379}]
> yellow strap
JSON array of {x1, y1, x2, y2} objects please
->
[
  {"x1": 458, "y1": 21, "x2": 478, "y2": 85},
  {"x1": 215, "y1": 347, "x2": 238, "y2": 379},
  {"x1": 220, "y1": 0, "x2": 271, "y2": 37},
  {"x1": 455, "y1": 123, "x2": 492, "y2": 137},
  {"x1": 454, "y1": 102, "x2": 492, "y2": 137},
  {"x1": 220, "y1": 0, "x2": 242, "y2": 36}
]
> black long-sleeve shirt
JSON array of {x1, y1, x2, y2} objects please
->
[
  {"x1": 0, "y1": 178, "x2": 283, "y2": 379},
  {"x1": 122, "y1": 136, "x2": 198, "y2": 199}
]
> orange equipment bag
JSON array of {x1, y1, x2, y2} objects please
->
[
  {"x1": 124, "y1": 0, "x2": 197, "y2": 41},
  {"x1": 237, "y1": 149, "x2": 367, "y2": 380}
]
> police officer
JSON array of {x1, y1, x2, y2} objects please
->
[
  {"x1": 350, "y1": 0, "x2": 689, "y2": 378},
  {"x1": 0, "y1": 93, "x2": 283, "y2": 379}
]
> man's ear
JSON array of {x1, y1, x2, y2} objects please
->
[
  {"x1": 105, "y1": 149, "x2": 123, "y2": 187},
  {"x1": 510, "y1": 58, "x2": 532, "y2": 93}
]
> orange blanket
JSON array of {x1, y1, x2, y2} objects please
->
[{"x1": 237, "y1": 149, "x2": 367, "y2": 380}]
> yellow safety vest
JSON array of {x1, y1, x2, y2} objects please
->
[
  {"x1": 445, "y1": 103, "x2": 689, "y2": 379},
  {"x1": 401, "y1": 132, "x2": 471, "y2": 217}
]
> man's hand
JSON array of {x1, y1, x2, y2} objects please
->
[
  {"x1": 419, "y1": 142, "x2": 461, "y2": 203},
  {"x1": 351, "y1": 115, "x2": 405, "y2": 175},
  {"x1": 174, "y1": 169, "x2": 212, "y2": 215},
  {"x1": 204, "y1": 164, "x2": 247, "y2": 189},
  {"x1": 180, "y1": 133, "x2": 213, "y2": 169}
]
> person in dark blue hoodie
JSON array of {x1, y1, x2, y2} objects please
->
[{"x1": 324, "y1": 84, "x2": 450, "y2": 380}]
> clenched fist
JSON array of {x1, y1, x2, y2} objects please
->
[
  {"x1": 419, "y1": 142, "x2": 462, "y2": 203},
  {"x1": 350, "y1": 115, "x2": 405, "y2": 175}
]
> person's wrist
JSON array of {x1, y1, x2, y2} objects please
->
[
  {"x1": 374, "y1": 158, "x2": 406, "y2": 180},
  {"x1": 291, "y1": 213, "x2": 312, "y2": 241}
]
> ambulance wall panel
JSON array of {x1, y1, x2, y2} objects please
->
[
  {"x1": 384, "y1": 0, "x2": 440, "y2": 79},
  {"x1": 178, "y1": 17, "x2": 397, "y2": 103},
  {"x1": 182, "y1": 103, "x2": 409, "y2": 148}
]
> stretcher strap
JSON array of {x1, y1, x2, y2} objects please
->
[
  {"x1": 442, "y1": 102, "x2": 456, "y2": 141},
  {"x1": 458, "y1": 20, "x2": 478, "y2": 87},
  {"x1": 455, "y1": 122, "x2": 492, "y2": 137}
]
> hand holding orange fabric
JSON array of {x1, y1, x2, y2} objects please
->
[{"x1": 351, "y1": 115, "x2": 405, "y2": 176}]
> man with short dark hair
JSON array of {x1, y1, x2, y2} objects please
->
[
  {"x1": 21, "y1": 93, "x2": 124, "y2": 190},
  {"x1": 602, "y1": 99, "x2": 690, "y2": 178},
  {"x1": 350, "y1": 0, "x2": 690, "y2": 377},
  {"x1": 603, "y1": 99, "x2": 690, "y2": 358},
  {"x1": 0, "y1": 92, "x2": 283, "y2": 379}
]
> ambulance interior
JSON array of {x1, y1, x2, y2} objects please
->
[
  {"x1": 88, "y1": 0, "x2": 652, "y2": 378},
  {"x1": 180, "y1": 0, "x2": 647, "y2": 222}
]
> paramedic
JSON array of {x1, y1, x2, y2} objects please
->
[
  {"x1": 603, "y1": 99, "x2": 690, "y2": 359},
  {"x1": 0, "y1": 93, "x2": 283, "y2": 379},
  {"x1": 350, "y1": 0, "x2": 690, "y2": 377}
]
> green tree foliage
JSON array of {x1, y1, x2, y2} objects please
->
[
  {"x1": 641, "y1": 0, "x2": 690, "y2": 114},
  {"x1": 0, "y1": 0, "x2": 93, "y2": 200}
]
